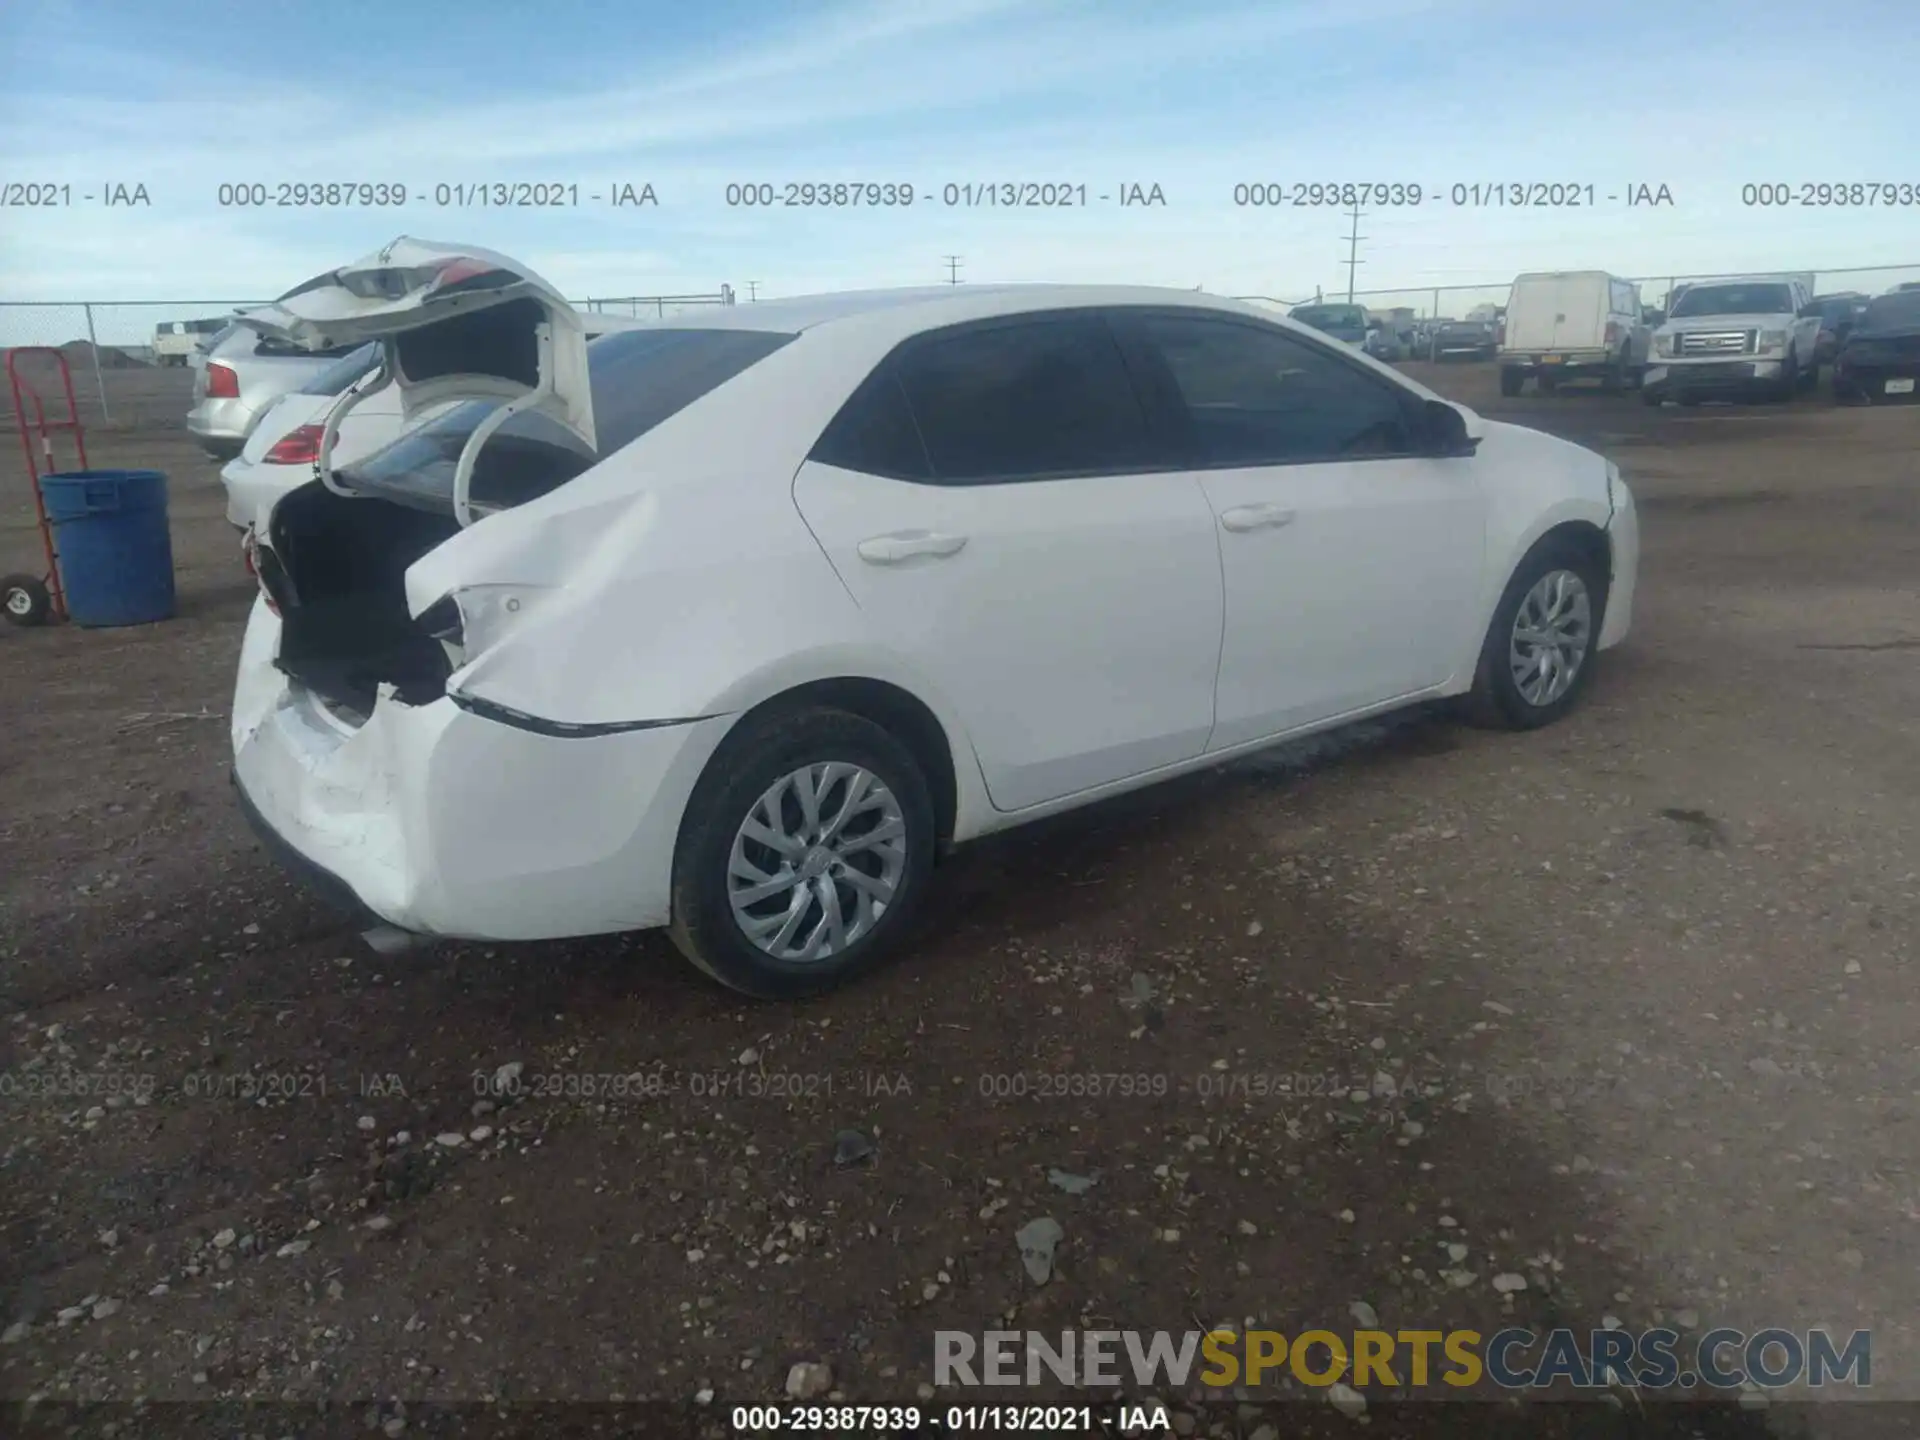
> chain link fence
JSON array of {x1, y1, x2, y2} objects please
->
[{"x1": 0, "y1": 291, "x2": 736, "y2": 432}]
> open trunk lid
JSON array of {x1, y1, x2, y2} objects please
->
[{"x1": 235, "y1": 237, "x2": 595, "y2": 455}]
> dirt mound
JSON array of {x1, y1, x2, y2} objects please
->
[
  {"x1": 58, "y1": 339, "x2": 151, "y2": 368},
  {"x1": 0, "y1": 340, "x2": 151, "y2": 370}
]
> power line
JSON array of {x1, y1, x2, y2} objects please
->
[
  {"x1": 942, "y1": 255, "x2": 964, "y2": 285},
  {"x1": 1342, "y1": 202, "x2": 1367, "y2": 303}
]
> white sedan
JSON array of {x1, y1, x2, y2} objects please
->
[{"x1": 233, "y1": 239, "x2": 1638, "y2": 998}]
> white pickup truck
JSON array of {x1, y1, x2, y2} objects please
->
[{"x1": 1644, "y1": 276, "x2": 1823, "y2": 405}]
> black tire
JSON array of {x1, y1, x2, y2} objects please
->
[
  {"x1": 1537, "y1": 371, "x2": 1559, "y2": 395},
  {"x1": 1642, "y1": 387, "x2": 1663, "y2": 407},
  {"x1": 1677, "y1": 393, "x2": 1701, "y2": 408},
  {"x1": 668, "y1": 706, "x2": 937, "y2": 1000},
  {"x1": 1797, "y1": 355, "x2": 1819, "y2": 392},
  {"x1": 2, "y1": 574, "x2": 52, "y2": 626},
  {"x1": 1499, "y1": 366, "x2": 1525, "y2": 397},
  {"x1": 1770, "y1": 351, "x2": 1800, "y2": 402},
  {"x1": 1460, "y1": 537, "x2": 1608, "y2": 731},
  {"x1": 1601, "y1": 350, "x2": 1628, "y2": 393}
]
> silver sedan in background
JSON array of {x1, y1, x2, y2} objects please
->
[{"x1": 186, "y1": 321, "x2": 363, "y2": 460}]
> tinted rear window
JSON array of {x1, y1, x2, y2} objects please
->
[
  {"x1": 585, "y1": 327, "x2": 796, "y2": 455},
  {"x1": 296, "y1": 343, "x2": 382, "y2": 396},
  {"x1": 337, "y1": 401, "x2": 596, "y2": 513},
  {"x1": 338, "y1": 326, "x2": 795, "y2": 511}
]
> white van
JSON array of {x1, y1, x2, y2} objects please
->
[
  {"x1": 152, "y1": 317, "x2": 231, "y2": 366},
  {"x1": 1498, "y1": 272, "x2": 1649, "y2": 396}
]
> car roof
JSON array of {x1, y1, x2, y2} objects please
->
[{"x1": 594, "y1": 284, "x2": 1287, "y2": 338}]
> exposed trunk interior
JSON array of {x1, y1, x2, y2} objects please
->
[{"x1": 265, "y1": 484, "x2": 460, "y2": 721}]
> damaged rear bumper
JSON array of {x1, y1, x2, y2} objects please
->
[{"x1": 230, "y1": 598, "x2": 730, "y2": 942}]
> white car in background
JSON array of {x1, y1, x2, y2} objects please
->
[
  {"x1": 232, "y1": 238, "x2": 1638, "y2": 1000},
  {"x1": 220, "y1": 316, "x2": 650, "y2": 530}
]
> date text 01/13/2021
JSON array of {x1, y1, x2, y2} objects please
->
[{"x1": 728, "y1": 1402, "x2": 1145, "y2": 1433}]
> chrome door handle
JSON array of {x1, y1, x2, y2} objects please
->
[
  {"x1": 856, "y1": 530, "x2": 969, "y2": 564},
  {"x1": 1219, "y1": 504, "x2": 1297, "y2": 533}
]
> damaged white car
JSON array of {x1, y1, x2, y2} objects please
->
[{"x1": 232, "y1": 238, "x2": 1639, "y2": 998}]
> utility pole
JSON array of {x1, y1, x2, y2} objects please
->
[
  {"x1": 746, "y1": 281, "x2": 759, "y2": 302},
  {"x1": 1342, "y1": 202, "x2": 1367, "y2": 303},
  {"x1": 942, "y1": 255, "x2": 964, "y2": 285}
]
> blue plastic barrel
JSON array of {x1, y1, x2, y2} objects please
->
[{"x1": 41, "y1": 470, "x2": 177, "y2": 627}]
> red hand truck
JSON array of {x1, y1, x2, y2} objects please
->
[{"x1": 4, "y1": 346, "x2": 89, "y2": 625}]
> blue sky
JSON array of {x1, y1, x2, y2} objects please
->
[{"x1": 1, "y1": 0, "x2": 1915, "y2": 327}]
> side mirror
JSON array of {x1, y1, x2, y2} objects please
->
[{"x1": 1423, "y1": 399, "x2": 1479, "y2": 456}]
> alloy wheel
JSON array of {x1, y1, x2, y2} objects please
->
[
  {"x1": 1508, "y1": 569, "x2": 1593, "y2": 707},
  {"x1": 726, "y1": 762, "x2": 908, "y2": 963}
]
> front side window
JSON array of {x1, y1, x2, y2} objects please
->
[
  {"x1": 1135, "y1": 313, "x2": 1417, "y2": 466},
  {"x1": 891, "y1": 315, "x2": 1159, "y2": 482}
]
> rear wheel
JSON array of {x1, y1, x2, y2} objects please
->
[
  {"x1": 1461, "y1": 538, "x2": 1607, "y2": 731},
  {"x1": 668, "y1": 706, "x2": 936, "y2": 999},
  {"x1": 2, "y1": 574, "x2": 52, "y2": 627},
  {"x1": 1499, "y1": 366, "x2": 1525, "y2": 397}
]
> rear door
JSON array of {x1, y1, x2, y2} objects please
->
[
  {"x1": 235, "y1": 238, "x2": 596, "y2": 453},
  {"x1": 791, "y1": 311, "x2": 1226, "y2": 813}
]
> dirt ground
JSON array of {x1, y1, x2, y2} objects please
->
[{"x1": 2, "y1": 362, "x2": 1918, "y2": 1439}]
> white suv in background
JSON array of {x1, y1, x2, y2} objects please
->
[{"x1": 1645, "y1": 276, "x2": 1822, "y2": 405}]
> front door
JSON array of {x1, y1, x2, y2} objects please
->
[{"x1": 1119, "y1": 310, "x2": 1486, "y2": 750}]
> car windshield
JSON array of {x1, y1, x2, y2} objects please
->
[
  {"x1": 1669, "y1": 284, "x2": 1794, "y2": 318},
  {"x1": 337, "y1": 326, "x2": 796, "y2": 512},
  {"x1": 296, "y1": 343, "x2": 382, "y2": 396},
  {"x1": 1858, "y1": 292, "x2": 1920, "y2": 332}
]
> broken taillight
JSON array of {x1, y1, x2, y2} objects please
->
[
  {"x1": 241, "y1": 528, "x2": 275, "y2": 613},
  {"x1": 263, "y1": 424, "x2": 324, "y2": 465},
  {"x1": 241, "y1": 527, "x2": 291, "y2": 615}
]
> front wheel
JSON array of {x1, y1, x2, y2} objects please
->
[
  {"x1": 1461, "y1": 539, "x2": 1607, "y2": 731},
  {"x1": 668, "y1": 706, "x2": 937, "y2": 999},
  {"x1": 1499, "y1": 366, "x2": 1525, "y2": 397},
  {"x1": 1770, "y1": 351, "x2": 1800, "y2": 402}
]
